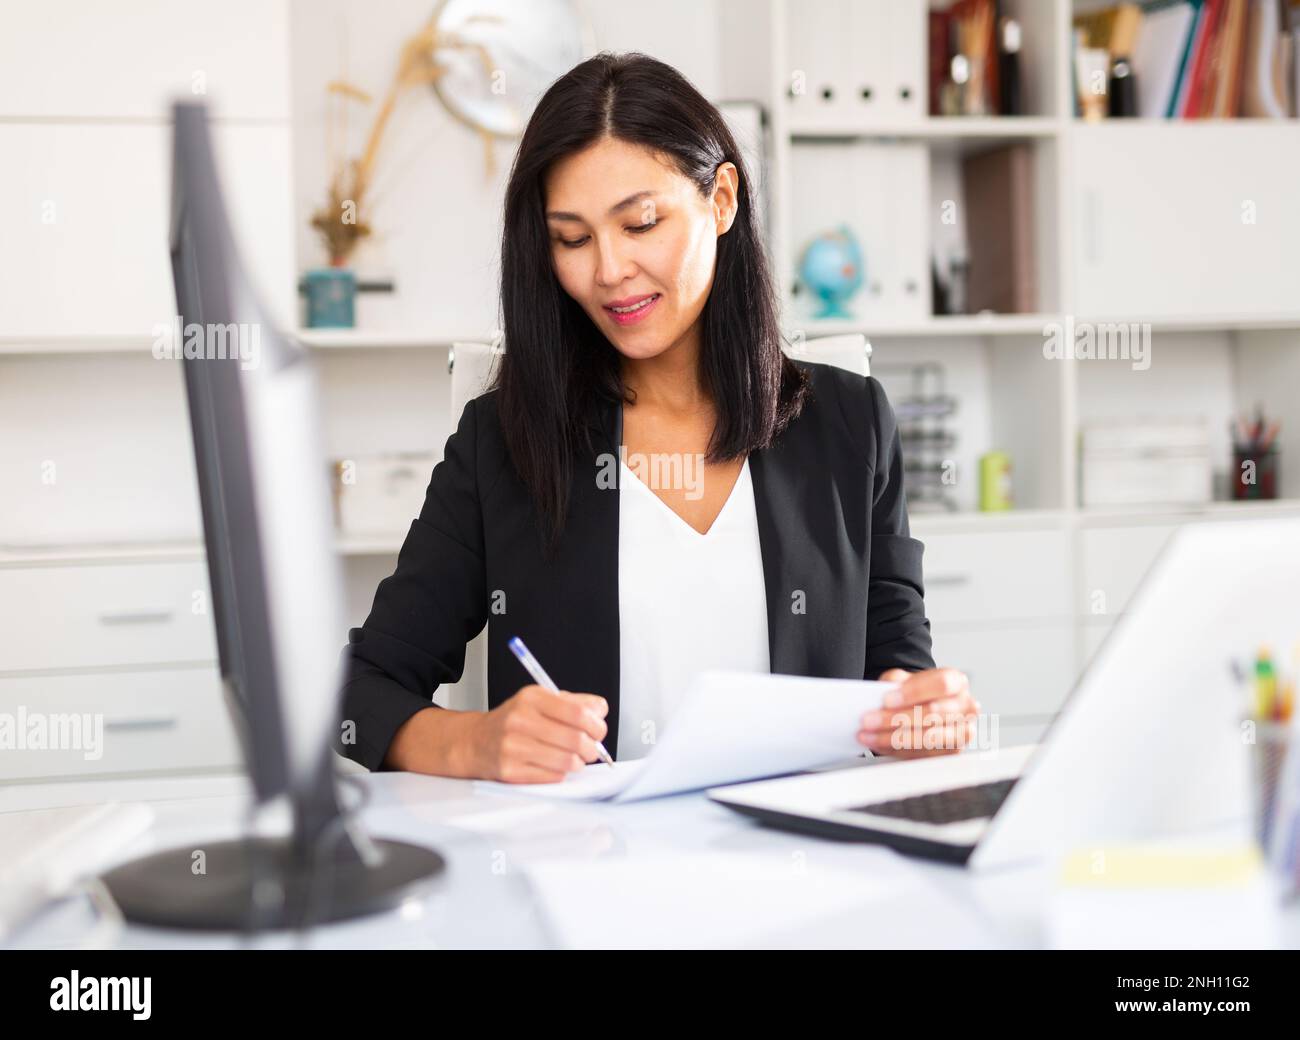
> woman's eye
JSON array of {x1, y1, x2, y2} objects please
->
[{"x1": 556, "y1": 220, "x2": 657, "y2": 248}]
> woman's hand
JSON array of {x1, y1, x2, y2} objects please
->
[
  {"x1": 468, "y1": 685, "x2": 610, "y2": 783},
  {"x1": 857, "y1": 667, "x2": 981, "y2": 759}
]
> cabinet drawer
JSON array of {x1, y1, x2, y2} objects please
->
[
  {"x1": 919, "y1": 529, "x2": 1070, "y2": 624},
  {"x1": 0, "y1": 667, "x2": 238, "y2": 780},
  {"x1": 1079, "y1": 524, "x2": 1178, "y2": 618},
  {"x1": 930, "y1": 623, "x2": 1075, "y2": 720},
  {"x1": 0, "y1": 561, "x2": 217, "y2": 672}
]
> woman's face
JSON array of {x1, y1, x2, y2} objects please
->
[{"x1": 544, "y1": 137, "x2": 738, "y2": 363}]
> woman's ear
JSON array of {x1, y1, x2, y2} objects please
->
[{"x1": 712, "y1": 161, "x2": 740, "y2": 235}]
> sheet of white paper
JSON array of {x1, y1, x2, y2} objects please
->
[
  {"x1": 523, "y1": 849, "x2": 982, "y2": 948},
  {"x1": 472, "y1": 671, "x2": 893, "y2": 803},
  {"x1": 475, "y1": 759, "x2": 646, "y2": 801}
]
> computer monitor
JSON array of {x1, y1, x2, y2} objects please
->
[
  {"x1": 169, "y1": 103, "x2": 338, "y2": 809},
  {"x1": 99, "y1": 103, "x2": 443, "y2": 931}
]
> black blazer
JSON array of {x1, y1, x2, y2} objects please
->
[{"x1": 338, "y1": 360, "x2": 935, "y2": 771}]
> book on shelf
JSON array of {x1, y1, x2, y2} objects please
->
[
  {"x1": 929, "y1": 7, "x2": 952, "y2": 117},
  {"x1": 1073, "y1": 0, "x2": 1299, "y2": 119},
  {"x1": 930, "y1": 0, "x2": 1023, "y2": 116},
  {"x1": 1182, "y1": 0, "x2": 1226, "y2": 117},
  {"x1": 960, "y1": 143, "x2": 1036, "y2": 315},
  {"x1": 1132, "y1": 0, "x2": 1198, "y2": 115}
]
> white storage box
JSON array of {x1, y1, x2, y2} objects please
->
[
  {"x1": 1081, "y1": 421, "x2": 1212, "y2": 508},
  {"x1": 332, "y1": 453, "x2": 436, "y2": 536}
]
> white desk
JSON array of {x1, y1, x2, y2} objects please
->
[{"x1": 5, "y1": 768, "x2": 1296, "y2": 949}]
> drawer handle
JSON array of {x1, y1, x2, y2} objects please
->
[
  {"x1": 927, "y1": 574, "x2": 971, "y2": 587},
  {"x1": 97, "y1": 609, "x2": 174, "y2": 626},
  {"x1": 105, "y1": 717, "x2": 178, "y2": 732}
]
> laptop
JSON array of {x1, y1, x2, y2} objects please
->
[{"x1": 709, "y1": 517, "x2": 1300, "y2": 870}]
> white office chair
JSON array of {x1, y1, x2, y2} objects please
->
[
  {"x1": 784, "y1": 332, "x2": 873, "y2": 377},
  {"x1": 438, "y1": 338, "x2": 503, "y2": 712},
  {"x1": 448, "y1": 337, "x2": 503, "y2": 422}
]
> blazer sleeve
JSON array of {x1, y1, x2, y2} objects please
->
[
  {"x1": 336, "y1": 397, "x2": 490, "y2": 771},
  {"x1": 862, "y1": 376, "x2": 936, "y2": 678}
]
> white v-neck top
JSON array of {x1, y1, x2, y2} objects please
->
[{"x1": 616, "y1": 457, "x2": 770, "y2": 761}]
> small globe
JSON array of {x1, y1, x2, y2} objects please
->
[{"x1": 799, "y1": 226, "x2": 864, "y2": 319}]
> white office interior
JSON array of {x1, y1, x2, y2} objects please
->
[{"x1": 1, "y1": 0, "x2": 1299, "y2": 951}]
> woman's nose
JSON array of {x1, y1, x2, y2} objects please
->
[{"x1": 594, "y1": 234, "x2": 636, "y2": 287}]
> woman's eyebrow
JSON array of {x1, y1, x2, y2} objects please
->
[{"x1": 546, "y1": 189, "x2": 658, "y2": 222}]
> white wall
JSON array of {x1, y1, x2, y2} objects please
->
[{"x1": 287, "y1": 0, "x2": 723, "y2": 333}]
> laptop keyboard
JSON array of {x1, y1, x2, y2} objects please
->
[{"x1": 846, "y1": 778, "x2": 1017, "y2": 826}]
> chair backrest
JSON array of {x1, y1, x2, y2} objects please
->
[
  {"x1": 449, "y1": 338, "x2": 503, "y2": 421},
  {"x1": 784, "y1": 332, "x2": 872, "y2": 377}
]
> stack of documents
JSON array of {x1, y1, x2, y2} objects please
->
[{"x1": 475, "y1": 671, "x2": 894, "y2": 803}]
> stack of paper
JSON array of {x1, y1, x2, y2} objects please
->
[{"x1": 474, "y1": 670, "x2": 894, "y2": 803}]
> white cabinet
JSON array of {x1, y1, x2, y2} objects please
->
[
  {"x1": 1071, "y1": 124, "x2": 1300, "y2": 318},
  {"x1": 1081, "y1": 620, "x2": 1113, "y2": 670},
  {"x1": 0, "y1": 122, "x2": 295, "y2": 340},
  {"x1": 0, "y1": 558, "x2": 235, "y2": 780},
  {"x1": 0, "y1": 1, "x2": 284, "y2": 781},
  {"x1": 930, "y1": 622, "x2": 1075, "y2": 721},
  {"x1": 921, "y1": 528, "x2": 1071, "y2": 624},
  {"x1": 1078, "y1": 523, "x2": 1178, "y2": 618},
  {"x1": 920, "y1": 528, "x2": 1074, "y2": 726}
]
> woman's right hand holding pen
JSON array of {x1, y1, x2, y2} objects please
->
[
  {"x1": 384, "y1": 687, "x2": 609, "y2": 781},
  {"x1": 469, "y1": 685, "x2": 610, "y2": 783}
]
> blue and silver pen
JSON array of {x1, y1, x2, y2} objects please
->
[{"x1": 507, "y1": 636, "x2": 615, "y2": 767}]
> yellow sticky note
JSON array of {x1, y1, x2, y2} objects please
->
[{"x1": 1060, "y1": 845, "x2": 1263, "y2": 889}]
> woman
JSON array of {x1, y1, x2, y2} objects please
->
[{"x1": 339, "y1": 52, "x2": 980, "y2": 781}]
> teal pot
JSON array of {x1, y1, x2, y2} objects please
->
[{"x1": 304, "y1": 267, "x2": 356, "y2": 328}]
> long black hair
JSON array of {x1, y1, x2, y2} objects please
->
[{"x1": 496, "y1": 51, "x2": 809, "y2": 552}]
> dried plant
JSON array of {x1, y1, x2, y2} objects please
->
[{"x1": 311, "y1": 10, "x2": 498, "y2": 266}]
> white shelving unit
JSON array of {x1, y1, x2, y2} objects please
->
[
  {"x1": 0, "y1": 0, "x2": 296, "y2": 782},
  {"x1": 714, "y1": 0, "x2": 1300, "y2": 737}
]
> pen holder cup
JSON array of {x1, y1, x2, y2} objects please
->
[
  {"x1": 1245, "y1": 719, "x2": 1296, "y2": 894},
  {"x1": 1232, "y1": 448, "x2": 1279, "y2": 501}
]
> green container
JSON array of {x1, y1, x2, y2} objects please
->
[{"x1": 979, "y1": 451, "x2": 1012, "y2": 511}]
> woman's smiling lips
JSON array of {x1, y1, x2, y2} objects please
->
[{"x1": 602, "y1": 292, "x2": 661, "y2": 326}]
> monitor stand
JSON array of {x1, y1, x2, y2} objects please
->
[{"x1": 99, "y1": 756, "x2": 446, "y2": 932}]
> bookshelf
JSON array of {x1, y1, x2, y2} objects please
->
[
  {"x1": 711, "y1": 0, "x2": 1299, "y2": 505},
  {"x1": 713, "y1": 0, "x2": 1300, "y2": 735}
]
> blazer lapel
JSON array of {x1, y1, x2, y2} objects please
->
[
  {"x1": 568, "y1": 394, "x2": 623, "y2": 752},
  {"x1": 748, "y1": 444, "x2": 807, "y2": 678}
]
